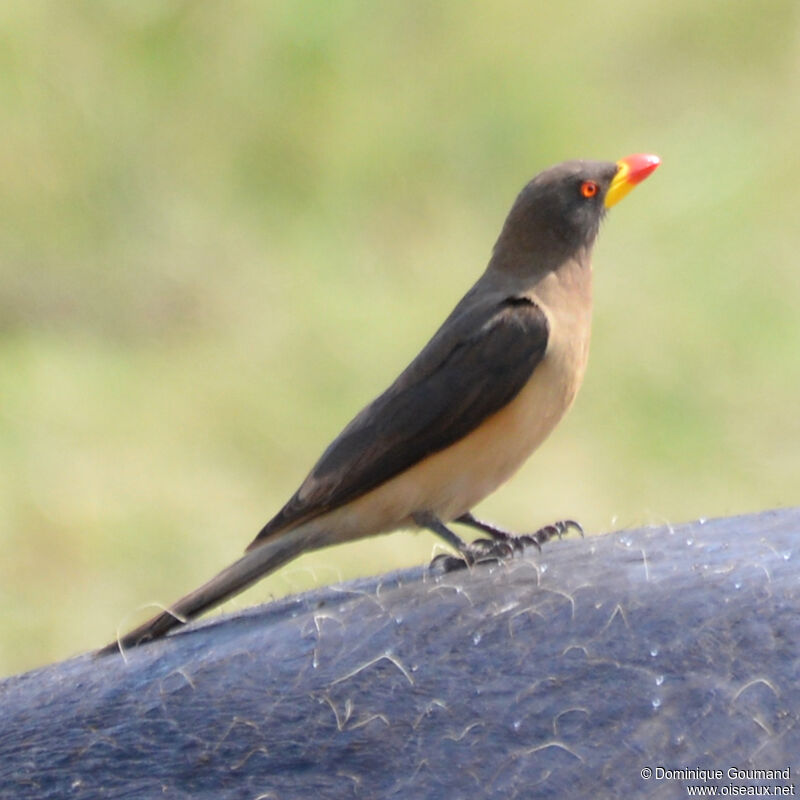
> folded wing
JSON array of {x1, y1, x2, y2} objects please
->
[{"x1": 250, "y1": 296, "x2": 549, "y2": 547}]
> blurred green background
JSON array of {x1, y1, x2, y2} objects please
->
[{"x1": 1, "y1": 1, "x2": 798, "y2": 676}]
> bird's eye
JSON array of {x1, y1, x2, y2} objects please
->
[{"x1": 580, "y1": 181, "x2": 599, "y2": 198}]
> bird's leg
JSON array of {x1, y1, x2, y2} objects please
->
[
  {"x1": 415, "y1": 511, "x2": 518, "y2": 573},
  {"x1": 413, "y1": 511, "x2": 477, "y2": 569},
  {"x1": 417, "y1": 510, "x2": 584, "y2": 574},
  {"x1": 456, "y1": 512, "x2": 584, "y2": 550},
  {"x1": 455, "y1": 512, "x2": 539, "y2": 551}
]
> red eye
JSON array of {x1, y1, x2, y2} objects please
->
[{"x1": 580, "y1": 181, "x2": 599, "y2": 198}]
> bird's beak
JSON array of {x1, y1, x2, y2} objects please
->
[{"x1": 604, "y1": 154, "x2": 660, "y2": 208}]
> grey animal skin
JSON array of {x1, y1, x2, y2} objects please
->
[{"x1": 1, "y1": 508, "x2": 798, "y2": 799}]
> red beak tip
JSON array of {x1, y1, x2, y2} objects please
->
[{"x1": 624, "y1": 153, "x2": 661, "y2": 183}]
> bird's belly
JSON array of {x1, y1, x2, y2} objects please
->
[
  {"x1": 411, "y1": 336, "x2": 587, "y2": 520},
  {"x1": 326, "y1": 322, "x2": 590, "y2": 537}
]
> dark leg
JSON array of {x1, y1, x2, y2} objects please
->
[
  {"x1": 412, "y1": 511, "x2": 474, "y2": 566},
  {"x1": 455, "y1": 512, "x2": 583, "y2": 549},
  {"x1": 415, "y1": 511, "x2": 521, "y2": 573},
  {"x1": 455, "y1": 512, "x2": 539, "y2": 550}
]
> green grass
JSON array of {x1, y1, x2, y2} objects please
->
[{"x1": 1, "y1": 0, "x2": 798, "y2": 675}]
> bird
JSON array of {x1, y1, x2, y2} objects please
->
[{"x1": 101, "y1": 153, "x2": 660, "y2": 655}]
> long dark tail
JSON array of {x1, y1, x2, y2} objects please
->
[{"x1": 97, "y1": 531, "x2": 309, "y2": 656}]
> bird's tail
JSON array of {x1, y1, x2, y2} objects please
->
[{"x1": 97, "y1": 530, "x2": 310, "y2": 656}]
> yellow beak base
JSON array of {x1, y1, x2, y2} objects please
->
[{"x1": 604, "y1": 153, "x2": 660, "y2": 208}]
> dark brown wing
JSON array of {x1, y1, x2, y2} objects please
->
[{"x1": 250, "y1": 296, "x2": 548, "y2": 547}]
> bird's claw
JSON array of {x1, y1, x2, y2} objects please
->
[
  {"x1": 531, "y1": 518, "x2": 583, "y2": 545},
  {"x1": 429, "y1": 549, "x2": 474, "y2": 572},
  {"x1": 429, "y1": 518, "x2": 583, "y2": 573},
  {"x1": 430, "y1": 537, "x2": 524, "y2": 573}
]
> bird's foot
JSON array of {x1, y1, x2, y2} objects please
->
[
  {"x1": 431, "y1": 517, "x2": 584, "y2": 573},
  {"x1": 428, "y1": 535, "x2": 526, "y2": 574},
  {"x1": 527, "y1": 518, "x2": 584, "y2": 545},
  {"x1": 429, "y1": 540, "x2": 500, "y2": 573},
  {"x1": 456, "y1": 511, "x2": 583, "y2": 547}
]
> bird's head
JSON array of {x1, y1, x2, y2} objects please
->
[{"x1": 493, "y1": 154, "x2": 660, "y2": 271}]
